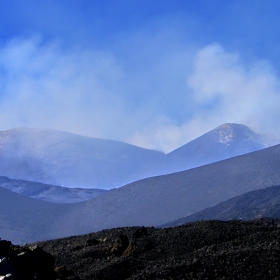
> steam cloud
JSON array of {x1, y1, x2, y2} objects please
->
[
  {"x1": 0, "y1": 36, "x2": 127, "y2": 138},
  {"x1": 128, "y1": 44, "x2": 280, "y2": 152},
  {"x1": 0, "y1": 37, "x2": 279, "y2": 153}
]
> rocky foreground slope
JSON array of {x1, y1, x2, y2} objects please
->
[
  {"x1": 1, "y1": 219, "x2": 280, "y2": 279},
  {"x1": 20, "y1": 219, "x2": 280, "y2": 279}
]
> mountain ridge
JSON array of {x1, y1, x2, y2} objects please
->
[
  {"x1": 0, "y1": 123, "x2": 278, "y2": 189},
  {"x1": 163, "y1": 123, "x2": 280, "y2": 173},
  {"x1": 2, "y1": 144, "x2": 280, "y2": 244},
  {"x1": 0, "y1": 127, "x2": 165, "y2": 189},
  {"x1": 0, "y1": 176, "x2": 107, "y2": 203}
]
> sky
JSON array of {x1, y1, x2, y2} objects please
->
[{"x1": 0, "y1": 0, "x2": 280, "y2": 152}]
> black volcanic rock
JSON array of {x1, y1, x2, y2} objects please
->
[
  {"x1": 0, "y1": 240, "x2": 63, "y2": 279},
  {"x1": 37, "y1": 219, "x2": 280, "y2": 280}
]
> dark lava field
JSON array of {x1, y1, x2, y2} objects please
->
[
  {"x1": 2, "y1": 218, "x2": 280, "y2": 279},
  {"x1": 23, "y1": 219, "x2": 280, "y2": 279}
]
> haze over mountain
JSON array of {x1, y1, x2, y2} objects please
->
[
  {"x1": 0, "y1": 123, "x2": 278, "y2": 190},
  {"x1": 2, "y1": 143, "x2": 280, "y2": 244},
  {"x1": 0, "y1": 128, "x2": 164, "y2": 189},
  {"x1": 0, "y1": 176, "x2": 107, "y2": 203}
]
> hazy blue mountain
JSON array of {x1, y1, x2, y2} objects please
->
[
  {"x1": 163, "y1": 123, "x2": 280, "y2": 173},
  {"x1": 0, "y1": 176, "x2": 107, "y2": 203},
  {"x1": 0, "y1": 128, "x2": 165, "y2": 189},
  {"x1": 3, "y1": 144, "x2": 280, "y2": 244},
  {"x1": 64, "y1": 144, "x2": 280, "y2": 236},
  {"x1": 161, "y1": 185, "x2": 280, "y2": 227},
  {"x1": 0, "y1": 124, "x2": 278, "y2": 190},
  {"x1": 0, "y1": 186, "x2": 71, "y2": 244}
]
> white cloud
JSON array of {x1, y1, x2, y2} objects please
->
[
  {"x1": 126, "y1": 117, "x2": 213, "y2": 153},
  {"x1": 127, "y1": 44, "x2": 280, "y2": 152},
  {"x1": 0, "y1": 36, "x2": 127, "y2": 137},
  {"x1": 187, "y1": 43, "x2": 280, "y2": 132},
  {"x1": 0, "y1": 37, "x2": 279, "y2": 153},
  {"x1": 0, "y1": 35, "x2": 195, "y2": 149}
]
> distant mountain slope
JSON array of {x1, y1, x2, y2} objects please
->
[
  {"x1": 59, "y1": 144, "x2": 280, "y2": 237},
  {"x1": 164, "y1": 123, "x2": 280, "y2": 173},
  {"x1": 3, "y1": 144, "x2": 280, "y2": 244},
  {"x1": 0, "y1": 186, "x2": 71, "y2": 244},
  {"x1": 0, "y1": 176, "x2": 107, "y2": 203},
  {"x1": 161, "y1": 185, "x2": 280, "y2": 227},
  {"x1": 0, "y1": 128, "x2": 164, "y2": 189},
  {"x1": 0, "y1": 124, "x2": 278, "y2": 189}
]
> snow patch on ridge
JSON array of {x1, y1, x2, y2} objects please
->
[{"x1": 217, "y1": 124, "x2": 236, "y2": 144}]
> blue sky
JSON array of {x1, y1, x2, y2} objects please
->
[{"x1": 0, "y1": 0, "x2": 280, "y2": 152}]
